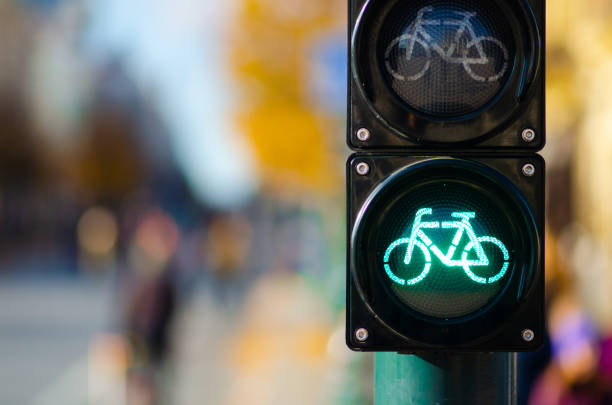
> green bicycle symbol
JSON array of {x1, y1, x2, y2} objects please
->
[{"x1": 383, "y1": 208, "x2": 510, "y2": 286}]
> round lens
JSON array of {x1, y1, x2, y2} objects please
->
[
  {"x1": 354, "y1": 160, "x2": 534, "y2": 320},
  {"x1": 378, "y1": 180, "x2": 513, "y2": 318},
  {"x1": 378, "y1": 0, "x2": 515, "y2": 117}
]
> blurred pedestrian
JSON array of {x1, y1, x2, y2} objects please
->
[{"x1": 121, "y1": 208, "x2": 180, "y2": 405}]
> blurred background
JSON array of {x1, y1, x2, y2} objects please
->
[{"x1": 0, "y1": 0, "x2": 610, "y2": 404}]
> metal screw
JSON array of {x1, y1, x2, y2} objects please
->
[
  {"x1": 356, "y1": 128, "x2": 371, "y2": 142},
  {"x1": 355, "y1": 328, "x2": 369, "y2": 342},
  {"x1": 356, "y1": 162, "x2": 370, "y2": 176},
  {"x1": 522, "y1": 163, "x2": 536, "y2": 177},
  {"x1": 522, "y1": 329, "x2": 535, "y2": 342},
  {"x1": 522, "y1": 128, "x2": 536, "y2": 143}
]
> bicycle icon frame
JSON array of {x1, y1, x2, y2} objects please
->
[
  {"x1": 384, "y1": 6, "x2": 510, "y2": 83},
  {"x1": 383, "y1": 208, "x2": 510, "y2": 286}
]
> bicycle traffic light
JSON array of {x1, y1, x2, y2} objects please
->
[{"x1": 347, "y1": 0, "x2": 545, "y2": 352}]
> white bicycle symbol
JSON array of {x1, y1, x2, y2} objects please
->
[{"x1": 384, "y1": 6, "x2": 510, "y2": 83}]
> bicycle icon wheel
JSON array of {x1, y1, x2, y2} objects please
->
[
  {"x1": 383, "y1": 238, "x2": 432, "y2": 286},
  {"x1": 384, "y1": 34, "x2": 431, "y2": 81},
  {"x1": 461, "y1": 236, "x2": 510, "y2": 284},
  {"x1": 462, "y1": 36, "x2": 509, "y2": 83}
]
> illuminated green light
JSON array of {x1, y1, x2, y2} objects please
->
[{"x1": 383, "y1": 208, "x2": 510, "y2": 286}]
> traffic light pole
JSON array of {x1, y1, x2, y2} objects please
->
[{"x1": 375, "y1": 352, "x2": 517, "y2": 405}]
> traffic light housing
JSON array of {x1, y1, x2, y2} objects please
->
[
  {"x1": 349, "y1": 0, "x2": 544, "y2": 149},
  {"x1": 347, "y1": 0, "x2": 545, "y2": 352}
]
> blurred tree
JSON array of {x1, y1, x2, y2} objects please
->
[
  {"x1": 230, "y1": 0, "x2": 345, "y2": 195},
  {"x1": 559, "y1": 1, "x2": 612, "y2": 334},
  {"x1": 73, "y1": 103, "x2": 147, "y2": 203},
  {"x1": 0, "y1": 100, "x2": 43, "y2": 186}
]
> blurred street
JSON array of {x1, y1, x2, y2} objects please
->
[
  {"x1": 0, "y1": 273, "x2": 363, "y2": 405},
  {"x1": 0, "y1": 276, "x2": 112, "y2": 404}
]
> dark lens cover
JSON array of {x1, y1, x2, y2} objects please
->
[{"x1": 379, "y1": 0, "x2": 515, "y2": 117}]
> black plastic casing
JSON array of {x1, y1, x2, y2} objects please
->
[
  {"x1": 346, "y1": 154, "x2": 545, "y2": 352},
  {"x1": 346, "y1": 0, "x2": 545, "y2": 353}
]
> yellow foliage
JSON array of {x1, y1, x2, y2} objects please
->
[
  {"x1": 237, "y1": 102, "x2": 335, "y2": 192},
  {"x1": 230, "y1": 0, "x2": 344, "y2": 194}
]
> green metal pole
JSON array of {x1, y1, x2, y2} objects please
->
[{"x1": 375, "y1": 352, "x2": 516, "y2": 405}]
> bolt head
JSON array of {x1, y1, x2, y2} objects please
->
[
  {"x1": 355, "y1": 328, "x2": 369, "y2": 342},
  {"x1": 522, "y1": 163, "x2": 536, "y2": 177},
  {"x1": 356, "y1": 162, "x2": 370, "y2": 176},
  {"x1": 356, "y1": 128, "x2": 371, "y2": 142},
  {"x1": 522, "y1": 329, "x2": 535, "y2": 342},
  {"x1": 522, "y1": 128, "x2": 536, "y2": 143}
]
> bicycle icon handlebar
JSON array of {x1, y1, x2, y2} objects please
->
[
  {"x1": 384, "y1": 6, "x2": 510, "y2": 83},
  {"x1": 383, "y1": 208, "x2": 510, "y2": 286}
]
